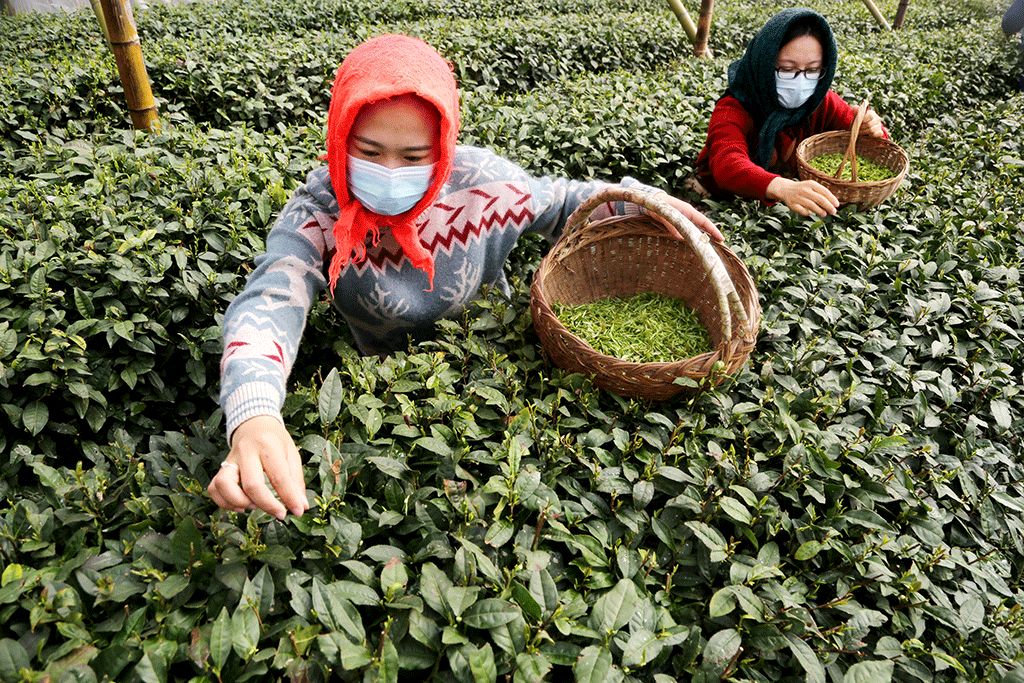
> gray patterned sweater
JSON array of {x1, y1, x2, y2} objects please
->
[{"x1": 219, "y1": 145, "x2": 654, "y2": 440}]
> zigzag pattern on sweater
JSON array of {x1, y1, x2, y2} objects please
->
[{"x1": 344, "y1": 183, "x2": 536, "y2": 274}]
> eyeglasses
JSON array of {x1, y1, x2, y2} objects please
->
[{"x1": 775, "y1": 67, "x2": 824, "y2": 81}]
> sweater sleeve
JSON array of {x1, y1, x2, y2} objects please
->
[
  {"x1": 1004, "y1": 0, "x2": 1024, "y2": 34},
  {"x1": 219, "y1": 167, "x2": 334, "y2": 442},
  {"x1": 702, "y1": 97, "x2": 780, "y2": 202},
  {"x1": 524, "y1": 175, "x2": 658, "y2": 242}
]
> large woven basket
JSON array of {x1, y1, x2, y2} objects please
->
[
  {"x1": 530, "y1": 187, "x2": 761, "y2": 400},
  {"x1": 795, "y1": 100, "x2": 908, "y2": 209}
]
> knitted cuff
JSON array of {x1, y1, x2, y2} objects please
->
[
  {"x1": 223, "y1": 381, "x2": 285, "y2": 444},
  {"x1": 619, "y1": 176, "x2": 659, "y2": 215}
]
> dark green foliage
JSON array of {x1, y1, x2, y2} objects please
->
[{"x1": 1, "y1": 0, "x2": 1024, "y2": 681}]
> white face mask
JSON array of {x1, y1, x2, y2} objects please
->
[
  {"x1": 775, "y1": 73, "x2": 818, "y2": 109},
  {"x1": 347, "y1": 155, "x2": 435, "y2": 216}
]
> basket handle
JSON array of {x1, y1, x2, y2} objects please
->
[
  {"x1": 834, "y1": 98, "x2": 869, "y2": 182},
  {"x1": 557, "y1": 186, "x2": 750, "y2": 343}
]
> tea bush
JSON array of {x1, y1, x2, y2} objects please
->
[{"x1": 1, "y1": 0, "x2": 1023, "y2": 681}]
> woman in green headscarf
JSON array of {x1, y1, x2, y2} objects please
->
[{"x1": 692, "y1": 8, "x2": 887, "y2": 217}]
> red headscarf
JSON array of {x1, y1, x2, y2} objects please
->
[{"x1": 325, "y1": 34, "x2": 460, "y2": 292}]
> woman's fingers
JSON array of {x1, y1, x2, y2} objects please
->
[
  {"x1": 787, "y1": 181, "x2": 838, "y2": 217},
  {"x1": 812, "y1": 181, "x2": 839, "y2": 208},
  {"x1": 208, "y1": 416, "x2": 309, "y2": 520},
  {"x1": 208, "y1": 461, "x2": 252, "y2": 513},
  {"x1": 262, "y1": 436, "x2": 308, "y2": 517},
  {"x1": 240, "y1": 447, "x2": 289, "y2": 520},
  {"x1": 862, "y1": 110, "x2": 885, "y2": 137},
  {"x1": 683, "y1": 205, "x2": 725, "y2": 242}
]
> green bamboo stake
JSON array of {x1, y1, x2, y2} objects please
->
[
  {"x1": 90, "y1": 0, "x2": 111, "y2": 43},
  {"x1": 861, "y1": 0, "x2": 892, "y2": 30}
]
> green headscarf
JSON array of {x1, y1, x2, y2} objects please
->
[{"x1": 726, "y1": 8, "x2": 838, "y2": 168}]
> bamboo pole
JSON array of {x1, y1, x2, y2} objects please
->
[
  {"x1": 860, "y1": 0, "x2": 892, "y2": 31},
  {"x1": 893, "y1": 0, "x2": 911, "y2": 29},
  {"x1": 666, "y1": 0, "x2": 713, "y2": 58},
  {"x1": 98, "y1": 0, "x2": 159, "y2": 131},
  {"x1": 90, "y1": 0, "x2": 111, "y2": 43},
  {"x1": 666, "y1": 0, "x2": 697, "y2": 43},
  {"x1": 693, "y1": 0, "x2": 715, "y2": 58}
]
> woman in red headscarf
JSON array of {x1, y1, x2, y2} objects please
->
[{"x1": 208, "y1": 34, "x2": 722, "y2": 518}]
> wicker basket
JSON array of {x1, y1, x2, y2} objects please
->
[
  {"x1": 795, "y1": 100, "x2": 908, "y2": 209},
  {"x1": 530, "y1": 187, "x2": 761, "y2": 400}
]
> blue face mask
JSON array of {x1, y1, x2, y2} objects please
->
[
  {"x1": 347, "y1": 155, "x2": 435, "y2": 216},
  {"x1": 775, "y1": 73, "x2": 818, "y2": 109}
]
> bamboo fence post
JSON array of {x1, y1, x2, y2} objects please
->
[
  {"x1": 666, "y1": 0, "x2": 713, "y2": 58},
  {"x1": 893, "y1": 0, "x2": 911, "y2": 29},
  {"x1": 860, "y1": 0, "x2": 892, "y2": 30},
  {"x1": 98, "y1": 0, "x2": 159, "y2": 131},
  {"x1": 693, "y1": 0, "x2": 714, "y2": 58}
]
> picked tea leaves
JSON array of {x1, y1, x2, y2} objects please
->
[
  {"x1": 809, "y1": 152, "x2": 896, "y2": 181},
  {"x1": 553, "y1": 292, "x2": 710, "y2": 363}
]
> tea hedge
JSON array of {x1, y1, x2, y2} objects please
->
[{"x1": 2, "y1": 0, "x2": 1024, "y2": 681}]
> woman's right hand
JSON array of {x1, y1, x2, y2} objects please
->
[
  {"x1": 208, "y1": 415, "x2": 309, "y2": 519},
  {"x1": 766, "y1": 177, "x2": 840, "y2": 217}
]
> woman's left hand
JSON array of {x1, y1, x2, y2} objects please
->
[
  {"x1": 662, "y1": 195, "x2": 725, "y2": 242},
  {"x1": 861, "y1": 108, "x2": 886, "y2": 138}
]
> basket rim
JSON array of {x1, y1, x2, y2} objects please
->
[{"x1": 795, "y1": 130, "x2": 909, "y2": 188}]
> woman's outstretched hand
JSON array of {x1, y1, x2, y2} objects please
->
[
  {"x1": 766, "y1": 176, "x2": 840, "y2": 217},
  {"x1": 208, "y1": 415, "x2": 309, "y2": 519}
]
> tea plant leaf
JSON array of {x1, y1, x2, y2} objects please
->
[
  {"x1": 318, "y1": 633, "x2": 372, "y2": 670},
  {"x1": 786, "y1": 633, "x2": 825, "y2": 683},
  {"x1": 991, "y1": 399, "x2": 1012, "y2": 431},
  {"x1": 843, "y1": 659, "x2": 894, "y2": 683},
  {"x1": 22, "y1": 401, "x2": 48, "y2": 436},
  {"x1": 231, "y1": 606, "x2": 260, "y2": 660},
  {"x1": 463, "y1": 599, "x2": 520, "y2": 629},
  {"x1": 718, "y1": 496, "x2": 752, "y2": 525},
  {"x1": 686, "y1": 521, "x2": 728, "y2": 560},
  {"x1": 311, "y1": 580, "x2": 365, "y2": 641},
  {"x1": 318, "y1": 367, "x2": 343, "y2": 424},
  {"x1": 574, "y1": 646, "x2": 623, "y2": 683},
  {"x1": 702, "y1": 628, "x2": 741, "y2": 671},
  {"x1": 419, "y1": 563, "x2": 452, "y2": 616},
  {"x1": 0, "y1": 639, "x2": 30, "y2": 681},
  {"x1": 795, "y1": 540, "x2": 824, "y2": 561},
  {"x1": 510, "y1": 582, "x2": 542, "y2": 621},
  {"x1": 959, "y1": 596, "x2": 985, "y2": 633},
  {"x1": 708, "y1": 586, "x2": 737, "y2": 618},
  {"x1": 528, "y1": 569, "x2": 558, "y2": 617},
  {"x1": 621, "y1": 628, "x2": 664, "y2": 668},
  {"x1": 446, "y1": 586, "x2": 481, "y2": 620},
  {"x1": 379, "y1": 636, "x2": 399, "y2": 683},
  {"x1": 514, "y1": 652, "x2": 551, "y2": 683},
  {"x1": 209, "y1": 607, "x2": 232, "y2": 673},
  {"x1": 589, "y1": 579, "x2": 638, "y2": 634},
  {"x1": 469, "y1": 643, "x2": 497, "y2": 683}
]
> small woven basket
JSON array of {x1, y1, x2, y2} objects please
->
[
  {"x1": 795, "y1": 99, "x2": 908, "y2": 209},
  {"x1": 530, "y1": 187, "x2": 761, "y2": 400}
]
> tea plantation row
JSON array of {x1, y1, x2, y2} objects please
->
[{"x1": 0, "y1": 0, "x2": 1023, "y2": 681}]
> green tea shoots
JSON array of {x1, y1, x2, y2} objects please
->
[
  {"x1": 809, "y1": 152, "x2": 896, "y2": 181},
  {"x1": 553, "y1": 292, "x2": 711, "y2": 363}
]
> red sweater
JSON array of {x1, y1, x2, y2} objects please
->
[{"x1": 694, "y1": 90, "x2": 861, "y2": 201}]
